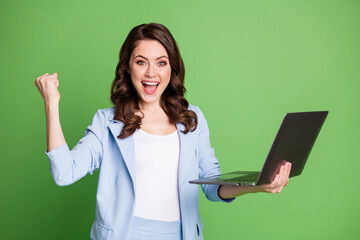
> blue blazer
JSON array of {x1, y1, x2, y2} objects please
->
[{"x1": 46, "y1": 105, "x2": 233, "y2": 240}]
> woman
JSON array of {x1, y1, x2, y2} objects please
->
[{"x1": 35, "y1": 23, "x2": 291, "y2": 240}]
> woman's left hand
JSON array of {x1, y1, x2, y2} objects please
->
[
  {"x1": 218, "y1": 162, "x2": 292, "y2": 199},
  {"x1": 256, "y1": 162, "x2": 292, "y2": 193}
]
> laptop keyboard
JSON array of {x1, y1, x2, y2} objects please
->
[{"x1": 221, "y1": 174, "x2": 259, "y2": 183}]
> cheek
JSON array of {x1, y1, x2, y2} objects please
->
[
  {"x1": 130, "y1": 67, "x2": 143, "y2": 81},
  {"x1": 159, "y1": 67, "x2": 171, "y2": 80}
]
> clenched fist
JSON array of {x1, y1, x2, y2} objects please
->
[{"x1": 34, "y1": 72, "x2": 60, "y2": 104}]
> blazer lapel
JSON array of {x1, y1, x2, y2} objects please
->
[
  {"x1": 177, "y1": 123, "x2": 196, "y2": 185},
  {"x1": 108, "y1": 121, "x2": 136, "y2": 188}
]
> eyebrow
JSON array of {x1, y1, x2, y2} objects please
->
[{"x1": 134, "y1": 55, "x2": 168, "y2": 60}]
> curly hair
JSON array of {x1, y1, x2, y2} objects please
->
[{"x1": 110, "y1": 23, "x2": 197, "y2": 138}]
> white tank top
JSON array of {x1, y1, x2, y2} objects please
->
[{"x1": 133, "y1": 128, "x2": 181, "y2": 221}]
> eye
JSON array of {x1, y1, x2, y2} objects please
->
[
  {"x1": 158, "y1": 61, "x2": 167, "y2": 66},
  {"x1": 136, "y1": 60, "x2": 146, "y2": 65}
]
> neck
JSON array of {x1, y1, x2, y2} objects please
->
[{"x1": 138, "y1": 100, "x2": 163, "y2": 113}]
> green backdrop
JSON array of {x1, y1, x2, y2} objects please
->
[{"x1": 1, "y1": 0, "x2": 359, "y2": 239}]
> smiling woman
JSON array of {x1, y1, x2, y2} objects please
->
[
  {"x1": 110, "y1": 23, "x2": 197, "y2": 139},
  {"x1": 129, "y1": 41, "x2": 171, "y2": 107},
  {"x1": 34, "y1": 22, "x2": 291, "y2": 240}
]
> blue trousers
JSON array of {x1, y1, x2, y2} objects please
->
[{"x1": 129, "y1": 216, "x2": 183, "y2": 240}]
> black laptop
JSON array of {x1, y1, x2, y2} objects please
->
[{"x1": 189, "y1": 111, "x2": 328, "y2": 186}]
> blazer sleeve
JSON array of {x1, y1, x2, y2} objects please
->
[
  {"x1": 45, "y1": 110, "x2": 106, "y2": 186},
  {"x1": 195, "y1": 106, "x2": 235, "y2": 203}
]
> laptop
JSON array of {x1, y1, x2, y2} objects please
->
[{"x1": 189, "y1": 111, "x2": 328, "y2": 186}]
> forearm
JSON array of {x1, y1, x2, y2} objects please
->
[
  {"x1": 45, "y1": 101, "x2": 66, "y2": 152},
  {"x1": 218, "y1": 185, "x2": 264, "y2": 199}
]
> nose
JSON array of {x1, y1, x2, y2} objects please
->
[{"x1": 145, "y1": 63, "x2": 156, "y2": 78}]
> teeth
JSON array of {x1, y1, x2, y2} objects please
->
[{"x1": 142, "y1": 82, "x2": 158, "y2": 86}]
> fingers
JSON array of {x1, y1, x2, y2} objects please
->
[
  {"x1": 52, "y1": 72, "x2": 59, "y2": 88},
  {"x1": 269, "y1": 173, "x2": 280, "y2": 193},
  {"x1": 277, "y1": 162, "x2": 291, "y2": 192},
  {"x1": 35, "y1": 72, "x2": 59, "y2": 88},
  {"x1": 35, "y1": 73, "x2": 50, "y2": 82},
  {"x1": 35, "y1": 72, "x2": 57, "y2": 81},
  {"x1": 267, "y1": 162, "x2": 292, "y2": 193},
  {"x1": 275, "y1": 165, "x2": 285, "y2": 193},
  {"x1": 34, "y1": 72, "x2": 60, "y2": 102},
  {"x1": 285, "y1": 162, "x2": 291, "y2": 186},
  {"x1": 35, "y1": 73, "x2": 47, "y2": 87},
  {"x1": 34, "y1": 73, "x2": 49, "y2": 98},
  {"x1": 257, "y1": 162, "x2": 292, "y2": 194},
  {"x1": 279, "y1": 164, "x2": 286, "y2": 185}
]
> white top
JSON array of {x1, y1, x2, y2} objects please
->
[{"x1": 133, "y1": 128, "x2": 181, "y2": 221}]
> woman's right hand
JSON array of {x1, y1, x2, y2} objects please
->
[{"x1": 34, "y1": 72, "x2": 60, "y2": 104}]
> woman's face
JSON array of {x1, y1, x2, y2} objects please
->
[{"x1": 128, "y1": 40, "x2": 171, "y2": 108}]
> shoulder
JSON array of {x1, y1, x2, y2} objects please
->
[
  {"x1": 188, "y1": 104, "x2": 207, "y2": 126},
  {"x1": 188, "y1": 104, "x2": 201, "y2": 116},
  {"x1": 87, "y1": 107, "x2": 118, "y2": 129},
  {"x1": 96, "y1": 107, "x2": 116, "y2": 121}
]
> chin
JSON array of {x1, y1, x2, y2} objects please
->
[{"x1": 139, "y1": 95, "x2": 160, "y2": 105}]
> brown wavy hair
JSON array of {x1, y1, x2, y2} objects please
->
[{"x1": 110, "y1": 23, "x2": 197, "y2": 138}]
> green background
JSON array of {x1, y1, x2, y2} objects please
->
[{"x1": 1, "y1": 0, "x2": 359, "y2": 239}]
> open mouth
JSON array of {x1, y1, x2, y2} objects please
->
[{"x1": 141, "y1": 81, "x2": 160, "y2": 94}]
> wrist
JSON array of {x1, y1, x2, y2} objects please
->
[
  {"x1": 44, "y1": 100, "x2": 59, "y2": 108},
  {"x1": 44, "y1": 100, "x2": 59, "y2": 115},
  {"x1": 252, "y1": 185, "x2": 266, "y2": 193}
]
